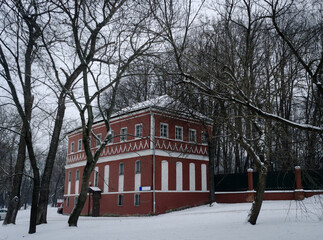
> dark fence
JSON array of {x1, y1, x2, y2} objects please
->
[
  {"x1": 214, "y1": 173, "x2": 248, "y2": 191},
  {"x1": 302, "y1": 169, "x2": 323, "y2": 190},
  {"x1": 215, "y1": 169, "x2": 323, "y2": 192}
]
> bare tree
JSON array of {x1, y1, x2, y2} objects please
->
[
  {"x1": 47, "y1": 0, "x2": 160, "y2": 226},
  {"x1": 149, "y1": 0, "x2": 322, "y2": 225}
]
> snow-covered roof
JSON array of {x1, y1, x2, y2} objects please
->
[
  {"x1": 112, "y1": 95, "x2": 174, "y2": 117},
  {"x1": 88, "y1": 186, "x2": 102, "y2": 192},
  {"x1": 67, "y1": 95, "x2": 210, "y2": 135}
]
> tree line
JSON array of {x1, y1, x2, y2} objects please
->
[{"x1": 0, "y1": 0, "x2": 322, "y2": 234}]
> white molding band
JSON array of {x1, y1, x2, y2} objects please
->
[{"x1": 65, "y1": 149, "x2": 209, "y2": 169}]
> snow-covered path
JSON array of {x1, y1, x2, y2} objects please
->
[{"x1": 1, "y1": 197, "x2": 322, "y2": 240}]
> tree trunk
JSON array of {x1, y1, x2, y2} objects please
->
[
  {"x1": 37, "y1": 98, "x2": 66, "y2": 225},
  {"x1": 248, "y1": 166, "x2": 267, "y2": 225},
  {"x1": 68, "y1": 163, "x2": 94, "y2": 226},
  {"x1": 25, "y1": 125, "x2": 41, "y2": 234},
  {"x1": 3, "y1": 131, "x2": 26, "y2": 224},
  {"x1": 28, "y1": 176, "x2": 40, "y2": 234}
]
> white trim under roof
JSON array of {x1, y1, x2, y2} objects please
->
[{"x1": 65, "y1": 149, "x2": 209, "y2": 169}]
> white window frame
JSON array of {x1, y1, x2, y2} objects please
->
[
  {"x1": 135, "y1": 160, "x2": 141, "y2": 174},
  {"x1": 135, "y1": 124, "x2": 143, "y2": 138},
  {"x1": 189, "y1": 129, "x2": 196, "y2": 143},
  {"x1": 119, "y1": 162, "x2": 124, "y2": 175},
  {"x1": 175, "y1": 126, "x2": 183, "y2": 140},
  {"x1": 108, "y1": 130, "x2": 114, "y2": 144},
  {"x1": 70, "y1": 142, "x2": 75, "y2": 153},
  {"x1": 160, "y1": 123, "x2": 168, "y2": 138},
  {"x1": 96, "y1": 134, "x2": 102, "y2": 146},
  {"x1": 94, "y1": 167, "x2": 99, "y2": 187},
  {"x1": 77, "y1": 139, "x2": 82, "y2": 151},
  {"x1": 120, "y1": 127, "x2": 127, "y2": 141},
  {"x1": 201, "y1": 131, "x2": 208, "y2": 144}
]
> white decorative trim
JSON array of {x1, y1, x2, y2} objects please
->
[
  {"x1": 154, "y1": 150, "x2": 209, "y2": 161},
  {"x1": 155, "y1": 139, "x2": 208, "y2": 156},
  {"x1": 65, "y1": 149, "x2": 209, "y2": 169}
]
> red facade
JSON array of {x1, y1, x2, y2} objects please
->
[{"x1": 64, "y1": 104, "x2": 210, "y2": 216}]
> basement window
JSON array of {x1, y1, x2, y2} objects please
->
[
  {"x1": 118, "y1": 194, "x2": 123, "y2": 206},
  {"x1": 134, "y1": 194, "x2": 140, "y2": 206}
]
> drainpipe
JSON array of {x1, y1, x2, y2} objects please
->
[{"x1": 150, "y1": 107, "x2": 156, "y2": 214}]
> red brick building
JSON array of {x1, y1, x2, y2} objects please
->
[{"x1": 63, "y1": 96, "x2": 210, "y2": 216}]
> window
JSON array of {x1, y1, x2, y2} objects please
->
[
  {"x1": 96, "y1": 134, "x2": 102, "y2": 146},
  {"x1": 78, "y1": 139, "x2": 82, "y2": 151},
  {"x1": 108, "y1": 131, "x2": 114, "y2": 144},
  {"x1": 66, "y1": 197, "x2": 69, "y2": 207},
  {"x1": 201, "y1": 132, "x2": 208, "y2": 144},
  {"x1": 134, "y1": 194, "x2": 140, "y2": 206},
  {"x1": 118, "y1": 194, "x2": 123, "y2": 206},
  {"x1": 76, "y1": 170, "x2": 80, "y2": 181},
  {"x1": 104, "y1": 165, "x2": 109, "y2": 193},
  {"x1": 135, "y1": 124, "x2": 143, "y2": 138},
  {"x1": 120, "y1": 128, "x2": 127, "y2": 141},
  {"x1": 189, "y1": 129, "x2": 196, "y2": 142},
  {"x1": 71, "y1": 142, "x2": 75, "y2": 153},
  {"x1": 175, "y1": 126, "x2": 183, "y2": 140},
  {"x1": 74, "y1": 197, "x2": 78, "y2": 208},
  {"x1": 68, "y1": 171, "x2": 71, "y2": 182},
  {"x1": 94, "y1": 167, "x2": 99, "y2": 187},
  {"x1": 161, "y1": 160, "x2": 168, "y2": 191},
  {"x1": 119, "y1": 162, "x2": 124, "y2": 175},
  {"x1": 135, "y1": 160, "x2": 141, "y2": 174},
  {"x1": 160, "y1": 123, "x2": 168, "y2": 138}
]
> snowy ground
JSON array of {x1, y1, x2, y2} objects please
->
[{"x1": 1, "y1": 196, "x2": 323, "y2": 240}]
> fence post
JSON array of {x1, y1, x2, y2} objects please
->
[
  {"x1": 247, "y1": 168, "x2": 255, "y2": 202},
  {"x1": 294, "y1": 166, "x2": 305, "y2": 200}
]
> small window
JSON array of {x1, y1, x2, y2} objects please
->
[
  {"x1": 175, "y1": 126, "x2": 183, "y2": 140},
  {"x1": 108, "y1": 131, "x2": 114, "y2": 144},
  {"x1": 120, "y1": 128, "x2": 127, "y2": 141},
  {"x1": 78, "y1": 139, "x2": 82, "y2": 151},
  {"x1": 74, "y1": 197, "x2": 78, "y2": 208},
  {"x1": 135, "y1": 160, "x2": 141, "y2": 174},
  {"x1": 189, "y1": 129, "x2": 196, "y2": 142},
  {"x1": 118, "y1": 194, "x2": 123, "y2": 206},
  {"x1": 68, "y1": 171, "x2": 71, "y2": 182},
  {"x1": 76, "y1": 170, "x2": 80, "y2": 181},
  {"x1": 160, "y1": 123, "x2": 168, "y2": 138},
  {"x1": 96, "y1": 134, "x2": 102, "y2": 146},
  {"x1": 66, "y1": 197, "x2": 69, "y2": 207},
  {"x1": 201, "y1": 132, "x2": 208, "y2": 144},
  {"x1": 134, "y1": 194, "x2": 140, "y2": 206},
  {"x1": 94, "y1": 168, "x2": 99, "y2": 187},
  {"x1": 119, "y1": 162, "x2": 124, "y2": 175},
  {"x1": 71, "y1": 142, "x2": 75, "y2": 153},
  {"x1": 135, "y1": 124, "x2": 143, "y2": 138}
]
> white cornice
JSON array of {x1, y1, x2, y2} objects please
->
[{"x1": 65, "y1": 149, "x2": 209, "y2": 169}]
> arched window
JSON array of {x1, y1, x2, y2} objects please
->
[
  {"x1": 189, "y1": 163, "x2": 195, "y2": 191},
  {"x1": 104, "y1": 165, "x2": 109, "y2": 193},
  {"x1": 201, "y1": 164, "x2": 207, "y2": 191},
  {"x1": 161, "y1": 160, "x2": 168, "y2": 191},
  {"x1": 176, "y1": 162, "x2": 183, "y2": 191}
]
